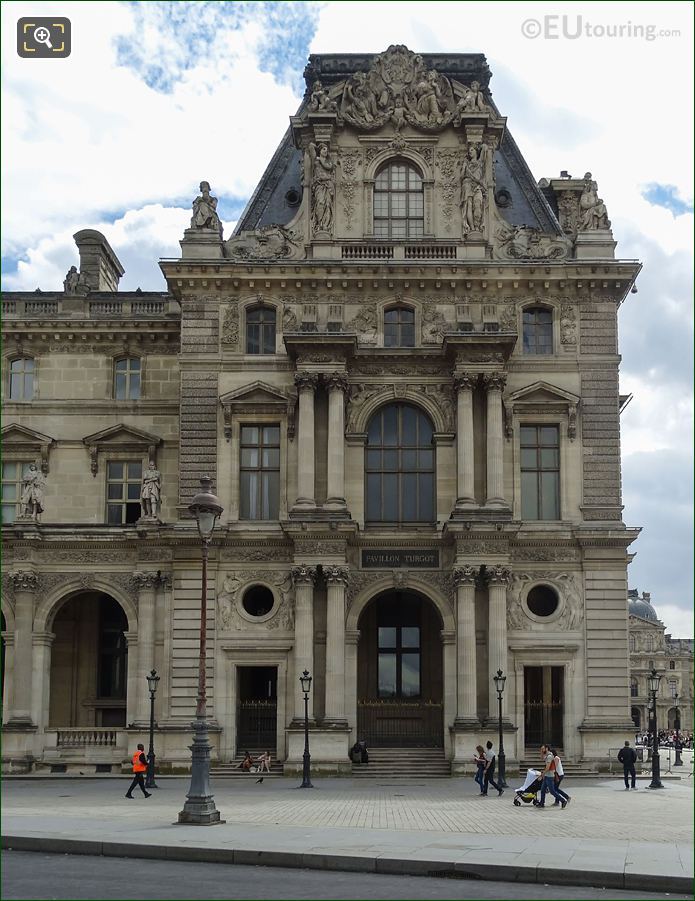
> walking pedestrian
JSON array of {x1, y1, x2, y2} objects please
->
[
  {"x1": 538, "y1": 744, "x2": 565, "y2": 808},
  {"x1": 125, "y1": 743, "x2": 151, "y2": 799},
  {"x1": 551, "y1": 747, "x2": 571, "y2": 805},
  {"x1": 617, "y1": 740, "x2": 638, "y2": 790},
  {"x1": 473, "y1": 745, "x2": 486, "y2": 794},
  {"x1": 482, "y1": 740, "x2": 504, "y2": 796}
]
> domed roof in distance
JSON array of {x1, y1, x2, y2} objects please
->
[{"x1": 628, "y1": 596, "x2": 659, "y2": 623}]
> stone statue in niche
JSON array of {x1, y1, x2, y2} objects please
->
[
  {"x1": 308, "y1": 79, "x2": 337, "y2": 113},
  {"x1": 19, "y1": 463, "x2": 46, "y2": 520},
  {"x1": 460, "y1": 144, "x2": 490, "y2": 234},
  {"x1": 140, "y1": 460, "x2": 161, "y2": 519},
  {"x1": 191, "y1": 181, "x2": 222, "y2": 235},
  {"x1": 579, "y1": 174, "x2": 611, "y2": 230},
  {"x1": 308, "y1": 142, "x2": 336, "y2": 235}
]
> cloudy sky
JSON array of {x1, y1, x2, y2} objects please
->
[{"x1": 3, "y1": 1, "x2": 693, "y2": 636}]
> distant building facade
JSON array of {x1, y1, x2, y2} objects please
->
[
  {"x1": 2, "y1": 47, "x2": 642, "y2": 774},
  {"x1": 628, "y1": 590, "x2": 693, "y2": 734}
]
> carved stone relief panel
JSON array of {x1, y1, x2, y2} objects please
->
[
  {"x1": 507, "y1": 571, "x2": 583, "y2": 631},
  {"x1": 217, "y1": 570, "x2": 294, "y2": 632}
]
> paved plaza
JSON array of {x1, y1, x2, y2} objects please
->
[{"x1": 2, "y1": 774, "x2": 693, "y2": 894}]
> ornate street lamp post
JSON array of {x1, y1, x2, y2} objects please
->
[
  {"x1": 145, "y1": 669, "x2": 160, "y2": 789},
  {"x1": 299, "y1": 670, "x2": 313, "y2": 789},
  {"x1": 671, "y1": 684, "x2": 683, "y2": 767},
  {"x1": 647, "y1": 668, "x2": 664, "y2": 790},
  {"x1": 177, "y1": 476, "x2": 225, "y2": 825},
  {"x1": 493, "y1": 669, "x2": 507, "y2": 788}
]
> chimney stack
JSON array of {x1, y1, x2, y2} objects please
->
[{"x1": 73, "y1": 229, "x2": 124, "y2": 292}]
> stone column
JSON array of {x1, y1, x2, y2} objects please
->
[
  {"x1": 453, "y1": 565, "x2": 479, "y2": 725},
  {"x1": 324, "y1": 566, "x2": 348, "y2": 723},
  {"x1": 7, "y1": 571, "x2": 38, "y2": 724},
  {"x1": 294, "y1": 373, "x2": 318, "y2": 509},
  {"x1": 31, "y1": 630, "x2": 55, "y2": 735},
  {"x1": 132, "y1": 571, "x2": 159, "y2": 725},
  {"x1": 482, "y1": 373, "x2": 507, "y2": 507},
  {"x1": 325, "y1": 373, "x2": 348, "y2": 511},
  {"x1": 442, "y1": 630, "x2": 457, "y2": 752},
  {"x1": 291, "y1": 565, "x2": 317, "y2": 721},
  {"x1": 487, "y1": 565, "x2": 510, "y2": 720},
  {"x1": 454, "y1": 374, "x2": 477, "y2": 508}
]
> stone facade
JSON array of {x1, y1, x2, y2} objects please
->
[
  {"x1": 2, "y1": 47, "x2": 642, "y2": 774},
  {"x1": 627, "y1": 590, "x2": 693, "y2": 734}
]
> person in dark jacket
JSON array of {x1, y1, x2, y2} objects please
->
[{"x1": 618, "y1": 740, "x2": 638, "y2": 790}]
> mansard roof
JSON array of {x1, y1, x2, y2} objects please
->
[{"x1": 235, "y1": 49, "x2": 561, "y2": 236}]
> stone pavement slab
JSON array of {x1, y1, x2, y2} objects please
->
[{"x1": 2, "y1": 776, "x2": 692, "y2": 894}]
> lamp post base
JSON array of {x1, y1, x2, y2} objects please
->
[{"x1": 176, "y1": 718, "x2": 225, "y2": 825}]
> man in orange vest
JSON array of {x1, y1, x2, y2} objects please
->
[{"x1": 125, "y1": 743, "x2": 151, "y2": 799}]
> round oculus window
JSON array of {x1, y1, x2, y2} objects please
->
[
  {"x1": 242, "y1": 585, "x2": 274, "y2": 618},
  {"x1": 526, "y1": 585, "x2": 559, "y2": 618}
]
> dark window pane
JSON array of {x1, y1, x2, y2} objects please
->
[
  {"x1": 540, "y1": 472, "x2": 559, "y2": 519},
  {"x1": 402, "y1": 449, "x2": 417, "y2": 470},
  {"x1": 540, "y1": 426, "x2": 559, "y2": 445},
  {"x1": 366, "y1": 473, "x2": 381, "y2": 521},
  {"x1": 520, "y1": 427, "x2": 537, "y2": 446},
  {"x1": 401, "y1": 653, "x2": 420, "y2": 697},
  {"x1": 366, "y1": 449, "x2": 381, "y2": 470},
  {"x1": 107, "y1": 504, "x2": 122, "y2": 525},
  {"x1": 378, "y1": 653, "x2": 397, "y2": 697},
  {"x1": 402, "y1": 474, "x2": 417, "y2": 520},
  {"x1": 241, "y1": 426, "x2": 259, "y2": 444},
  {"x1": 378, "y1": 627, "x2": 397, "y2": 648},
  {"x1": 127, "y1": 462, "x2": 142, "y2": 480},
  {"x1": 127, "y1": 483, "x2": 140, "y2": 501},
  {"x1": 262, "y1": 448, "x2": 280, "y2": 468},
  {"x1": 382, "y1": 406, "x2": 398, "y2": 445},
  {"x1": 521, "y1": 471, "x2": 539, "y2": 519},
  {"x1": 107, "y1": 462, "x2": 123, "y2": 480},
  {"x1": 382, "y1": 474, "x2": 398, "y2": 520},
  {"x1": 115, "y1": 359, "x2": 127, "y2": 372},
  {"x1": 540, "y1": 448, "x2": 559, "y2": 468},
  {"x1": 125, "y1": 502, "x2": 140, "y2": 524},
  {"x1": 418, "y1": 473, "x2": 434, "y2": 519},
  {"x1": 241, "y1": 448, "x2": 259, "y2": 467},
  {"x1": 400, "y1": 323, "x2": 415, "y2": 346},
  {"x1": 418, "y1": 449, "x2": 434, "y2": 470},
  {"x1": 401, "y1": 627, "x2": 420, "y2": 648},
  {"x1": 114, "y1": 374, "x2": 126, "y2": 399},
  {"x1": 129, "y1": 373, "x2": 141, "y2": 399},
  {"x1": 383, "y1": 449, "x2": 397, "y2": 470},
  {"x1": 521, "y1": 448, "x2": 537, "y2": 468},
  {"x1": 263, "y1": 426, "x2": 280, "y2": 444},
  {"x1": 107, "y1": 483, "x2": 123, "y2": 500}
]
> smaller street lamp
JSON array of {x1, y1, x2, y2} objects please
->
[
  {"x1": 493, "y1": 669, "x2": 507, "y2": 788},
  {"x1": 647, "y1": 668, "x2": 664, "y2": 790},
  {"x1": 145, "y1": 669, "x2": 160, "y2": 789},
  {"x1": 299, "y1": 670, "x2": 313, "y2": 789},
  {"x1": 671, "y1": 684, "x2": 683, "y2": 767}
]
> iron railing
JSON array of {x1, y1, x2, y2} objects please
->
[
  {"x1": 357, "y1": 700, "x2": 443, "y2": 747},
  {"x1": 237, "y1": 700, "x2": 277, "y2": 750}
]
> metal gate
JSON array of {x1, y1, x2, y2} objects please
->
[
  {"x1": 237, "y1": 700, "x2": 277, "y2": 749},
  {"x1": 357, "y1": 701, "x2": 443, "y2": 747},
  {"x1": 524, "y1": 666, "x2": 564, "y2": 748}
]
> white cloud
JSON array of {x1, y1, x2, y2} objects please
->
[{"x1": 656, "y1": 605, "x2": 694, "y2": 640}]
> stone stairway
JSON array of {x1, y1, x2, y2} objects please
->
[
  {"x1": 352, "y1": 747, "x2": 451, "y2": 779},
  {"x1": 518, "y1": 758, "x2": 598, "y2": 778},
  {"x1": 210, "y1": 751, "x2": 283, "y2": 779}
]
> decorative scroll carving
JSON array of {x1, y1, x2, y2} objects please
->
[
  {"x1": 454, "y1": 373, "x2": 478, "y2": 392},
  {"x1": 457, "y1": 541, "x2": 508, "y2": 556},
  {"x1": 556, "y1": 190, "x2": 580, "y2": 236},
  {"x1": 9, "y1": 571, "x2": 39, "y2": 592},
  {"x1": 224, "y1": 225, "x2": 304, "y2": 261},
  {"x1": 511, "y1": 547, "x2": 580, "y2": 562},
  {"x1": 131, "y1": 571, "x2": 165, "y2": 591},
  {"x1": 421, "y1": 303, "x2": 448, "y2": 344},
  {"x1": 346, "y1": 571, "x2": 383, "y2": 606},
  {"x1": 36, "y1": 571, "x2": 138, "y2": 605},
  {"x1": 560, "y1": 303, "x2": 577, "y2": 345},
  {"x1": 282, "y1": 305, "x2": 299, "y2": 332},
  {"x1": 294, "y1": 540, "x2": 347, "y2": 557},
  {"x1": 422, "y1": 384, "x2": 455, "y2": 431},
  {"x1": 346, "y1": 304, "x2": 377, "y2": 344},
  {"x1": 436, "y1": 149, "x2": 461, "y2": 231},
  {"x1": 338, "y1": 149, "x2": 361, "y2": 232},
  {"x1": 499, "y1": 302, "x2": 518, "y2": 334},
  {"x1": 346, "y1": 384, "x2": 382, "y2": 431},
  {"x1": 221, "y1": 304, "x2": 239, "y2": 347},
  {"x1": 494, "y1": 225, "x2": 570, "y2": 261}
]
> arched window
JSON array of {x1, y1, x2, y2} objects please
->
[
  {"x1": 374, "y1": 162, "x2": 424, "y2": 239},
  {"x1": 384, "y1": 306, "x2": 415, "y2": 347},
  {"x1": 246, "y1": 306, "x2": 276, "y2": 354},
  {"x1": 8, "y1": 357, "x2": 34, "y2": 401},
  {"x1": 114, "y1": 357, "x2": 141, "y2": 400},
  {"x1": 366, "y1": 404, "x2": 434, "y2": 524},
  {"x1": 522, "y1": 307, "x2": 553, "y2": 355},
  {"x1": 630, "y1": 678, "x2": 639, "y2": 698},
  {"x1": 629, "y1": 634, "x2": 636, "y2": 652}
]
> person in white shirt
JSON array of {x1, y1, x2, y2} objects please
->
[{"x1": 551, "y1": 747, "x2": 571, "y2": 805}]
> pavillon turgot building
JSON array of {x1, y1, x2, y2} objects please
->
[{"x1": 2, "y1": 47, "x2": 643, "y2": 775}]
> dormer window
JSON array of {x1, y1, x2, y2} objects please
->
[{"x1": 374, "y1": 162, "x2": 423, "y2": 239}]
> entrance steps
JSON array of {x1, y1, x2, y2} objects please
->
[
  {"x1": 518, "y1": 757, "x2": 598, "y2": 777},
  {"x1": 352, "y1": 747, "x2": 451, "y2": 779},
  {"x1": 210, "y1": 751, "x2": 283, "y2": 779}
]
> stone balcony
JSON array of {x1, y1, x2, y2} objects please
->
[{"x1": 1, "y1": 292, "x2": 179, "y2": 321}]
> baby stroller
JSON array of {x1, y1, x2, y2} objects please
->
[{"x1": 513, "y1": 768, "x2": 543, "y2": 806}]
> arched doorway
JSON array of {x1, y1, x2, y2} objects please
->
[
  {"x1": 49, "y1": 592, "x2": 128, "y2": 727},
  {"x1": 357, "y1": 590, "x2": 443, "y2": 747}
]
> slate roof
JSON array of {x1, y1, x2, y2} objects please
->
[{"x1": 235, "y1": 51, "x2": 562, "y2": 236}]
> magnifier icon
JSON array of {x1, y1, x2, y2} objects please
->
[{"x1": 33, "y1": 26, "x2": 53, "y2": 49}]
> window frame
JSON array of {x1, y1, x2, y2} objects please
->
[
  {"x1": 239, "y1": 423, "x2": 281, "y2": 521},
  {"x1": 377, "y1": 623, "x2": 422, "y2": 699},
  {"x1": 113, "y1": 356, "x2": 142, "y2": 401},
  {"x1": 383, "y1": 305, "x2": 416, "y2": 348},
  {"x1": 105, "y1": 459, "x2": 143, "y2": 525},
  {"x1": 522, "y1": 306, "x2": 554, "y2": 356},
  {"x1": 373, "y1": 160, "x2": 425, "y2": 240},
  {"x1": 365, "y1": 403, "x2": 436, "y2": 526},
  {"x1": 7, "y1": 356, "x2": 35, "y2": 402},
  {"x1": 1, "y1": 460, "x2": 34, "y2": 524},
  {"x1": 519, "y1": 423, "x2": 561, "y2": 521},
  {"x1": 245, "y1": 305, "x2": 277, "y2": 355}
]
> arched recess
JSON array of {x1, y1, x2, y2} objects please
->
[
  {"x1": 346, "y1": 576, "x2": 455, "y2": 632},
  {"x1": 364, "y1": 150, "x2": 434, "y2": 184},
  {"x1": 348, "y1": 388, "x2": 448, "y2": 436},
  {"x1": 363, "y1": 151, "x2": 434, "y2": 238},
  {"x1": 34, "y1": 576, "x2": 138, "y2": 634}
]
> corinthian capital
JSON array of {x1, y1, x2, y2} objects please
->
[
  {"x1": 453, "y1": 565, "x2": 478, "y2": 586},
  {"x1": 481, "y1": 372, "x2": 507, "y2": 393},
  {"x1": 10, "y1": 570, "x2": 39, "y2": 592},
  {"x1": 454, "y1": 373, "x2": 477, "y2": 393},
  {"x1": 131, "y1": 571, "x2": 162, "y2": 591},
  {"x1": 291, "y1": 564, "x2": 318, "y2": 586},
  {"x1": 294, "y1": 372, "x2": 319, "y2": 392},
  {"x1": 325, "y1": 565, "x2": 350, "y2": 585},
  {"x1": 325, "y1": 372, "x2": 349, "y2": 394},
  {"x1": 486, "y1": 564, "x2": 511, "y2": 585}
]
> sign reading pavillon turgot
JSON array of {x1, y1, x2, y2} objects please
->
[{"x1": 362, "y1": 549, "x2": 439, "y2": 569}]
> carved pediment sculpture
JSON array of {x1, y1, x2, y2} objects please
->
[
  {"x1": 223, "y1": 225, "x2": 305, "y2": 261},
  {"x1": 493, "y1": 223, "x2": 570, "y2": 261}
]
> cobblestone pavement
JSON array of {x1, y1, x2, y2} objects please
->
[{"x1": 4, "y1": 775, "x2": 693, "y2": 845}]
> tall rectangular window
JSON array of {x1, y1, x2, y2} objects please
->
[
  {"x1": 106, "y1": 461, "x2": 142, "y2": 524},
  {"x1": 9, "y1": 358, "x2": 34, "y2": 400},
  {"x1": 114, "y1": 358, "x2": 141, "y2": 400},
  {"x1": 520, "y1": 425, "x2": 560, "y2": 520},
  {"x1": 1, "y1": 461, "x2": 32, "y2": 523},
  {"x1": 240, "y1": 425, "x2": 280, "y2": 520}
]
